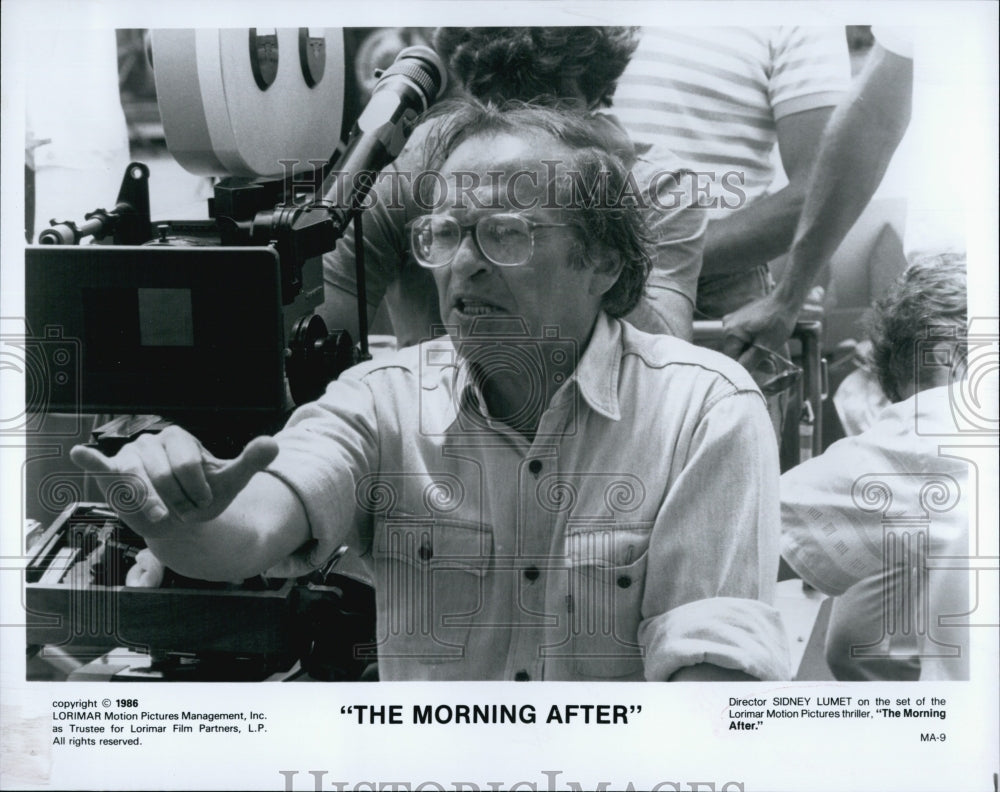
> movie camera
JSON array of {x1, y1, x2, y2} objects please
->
[{"x1": 24, "y1": 28, "x2": 447, "y2": 680}]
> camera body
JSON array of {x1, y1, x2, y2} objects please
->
[
  {"x1": 26, "y1": 502, "x2": 377, "y2": 680},
  {"x1": 19, "y1": 28, "x2": 452, "y2": 679}
]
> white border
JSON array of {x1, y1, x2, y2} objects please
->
[{"x1": 2, "y1": 2, "x2": 997, "y2": 791}]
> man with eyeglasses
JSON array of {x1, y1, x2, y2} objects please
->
[
  {"x1": 318, "y1": 27, "x2": 706, "y2": 347},
  {"x1": 72, "y1": 102, "x2": 788, "y2": 682}
]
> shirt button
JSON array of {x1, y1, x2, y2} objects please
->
[
  {"x1": 514, "y1": 670, "x2": 530, "y2": 681},
  {"x1": 616, "y1": 575, "x2": 632, "y2": 589},
  {"x1": 528, "y1": 459, "x2": 543, "y2": 476},
  {"x1": 523, "y1": 566, "x2": 540, "y2": 582}
]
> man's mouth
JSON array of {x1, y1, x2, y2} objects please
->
[{"x1": 455, "y1": 298, "x2": 504, "y2": 317}]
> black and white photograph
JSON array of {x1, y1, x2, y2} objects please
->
[{"x1": 1, "y1": 1, "x2": 997, "y2": 790}]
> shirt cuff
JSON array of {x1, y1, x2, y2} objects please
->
[
  {"x1": 871, "y1": 26, "x2": 915, "y2": 59},
  {"x1": 640, "y1": 597, "x2": 791, "y2": 681},
  {"x1": 772, "y1": 91, "x2": 844, "y2": 121}
]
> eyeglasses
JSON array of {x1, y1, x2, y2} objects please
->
[
  {"x1": 409, "y1": 213, "x2": 570, "y2": 269},
  {"x1": 751, "y1": 343, "x2": 803, "y2": 396}
]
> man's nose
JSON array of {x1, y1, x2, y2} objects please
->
[{"x1": 449, "y1": 228, "x2": 491, "y2": 278}]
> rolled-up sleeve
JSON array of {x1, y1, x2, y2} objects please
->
[
  {"x1": 642, "y1": 597, "x2": 790, "y2": 681},
  {"x1": 639, "y1": 388, "x2": 791, "y2": 681}
]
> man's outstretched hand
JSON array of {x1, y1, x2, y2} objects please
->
[
  {"x1": 70, "y1": 427, "x2": 279, "y2": 538},
  {"x1": 721, "y1": 293, "x2": 800, "y2": 375}
]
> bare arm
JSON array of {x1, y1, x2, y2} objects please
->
[
  {"x1": 700, "y1": 106, "x2": 835, "y2": 278},
  {"x1": 318, "y1": 265, "x2": 366, "y2": 343},
  {"x1": 775, "y1": 44, "x2": 913, "y2": 309},
  {"x1": 721, "y1": 44, "x2": 913, "y2": 366},
  {"x1": 317, "y1": 123, "x2": 436, "y2": 345}
]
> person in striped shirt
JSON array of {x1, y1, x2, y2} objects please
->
[{"x1": 610, "y1": 26, "x2": 851, "y2": 347}]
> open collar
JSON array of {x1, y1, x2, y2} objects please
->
[{"x1": 448, "y1": 312, "x2": 624, "y2": 425}]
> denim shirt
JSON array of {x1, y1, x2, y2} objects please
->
[{"x1": 267, "y1": 314, "x2": 789, "y2": 680}]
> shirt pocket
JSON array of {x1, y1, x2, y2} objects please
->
[
  {"x1": 373, "y1": 518, "x2": 493, "y2": 664},
  {"x1": 565, "y1": 525, "x2": 651, "y2": 679}
]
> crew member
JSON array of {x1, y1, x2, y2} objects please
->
[{"x1": 781, "y1": 254, "x2": 974, "y2": 680}]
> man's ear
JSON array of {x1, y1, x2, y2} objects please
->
[
  {"x1": 920, "y1": 339, "x2": 964, "y2": 388},
  {"x1": 588, "y1": 249, "x2": 625, "y2": 298}
]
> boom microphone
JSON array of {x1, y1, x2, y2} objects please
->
[
  {"x1": 247, "y1": 44, "x2": 449, "y2": 301},
  {"x1": 326, "y1": 45, "x2": 449, "y2": 220}
]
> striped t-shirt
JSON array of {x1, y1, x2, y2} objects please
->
[{"x1": 611, "y1": 27, "x2": 850, "y2": 214}]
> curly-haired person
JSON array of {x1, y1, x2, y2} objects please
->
[{"x1": 781, "y1": 253, "x2": 981, "y2": 680}]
